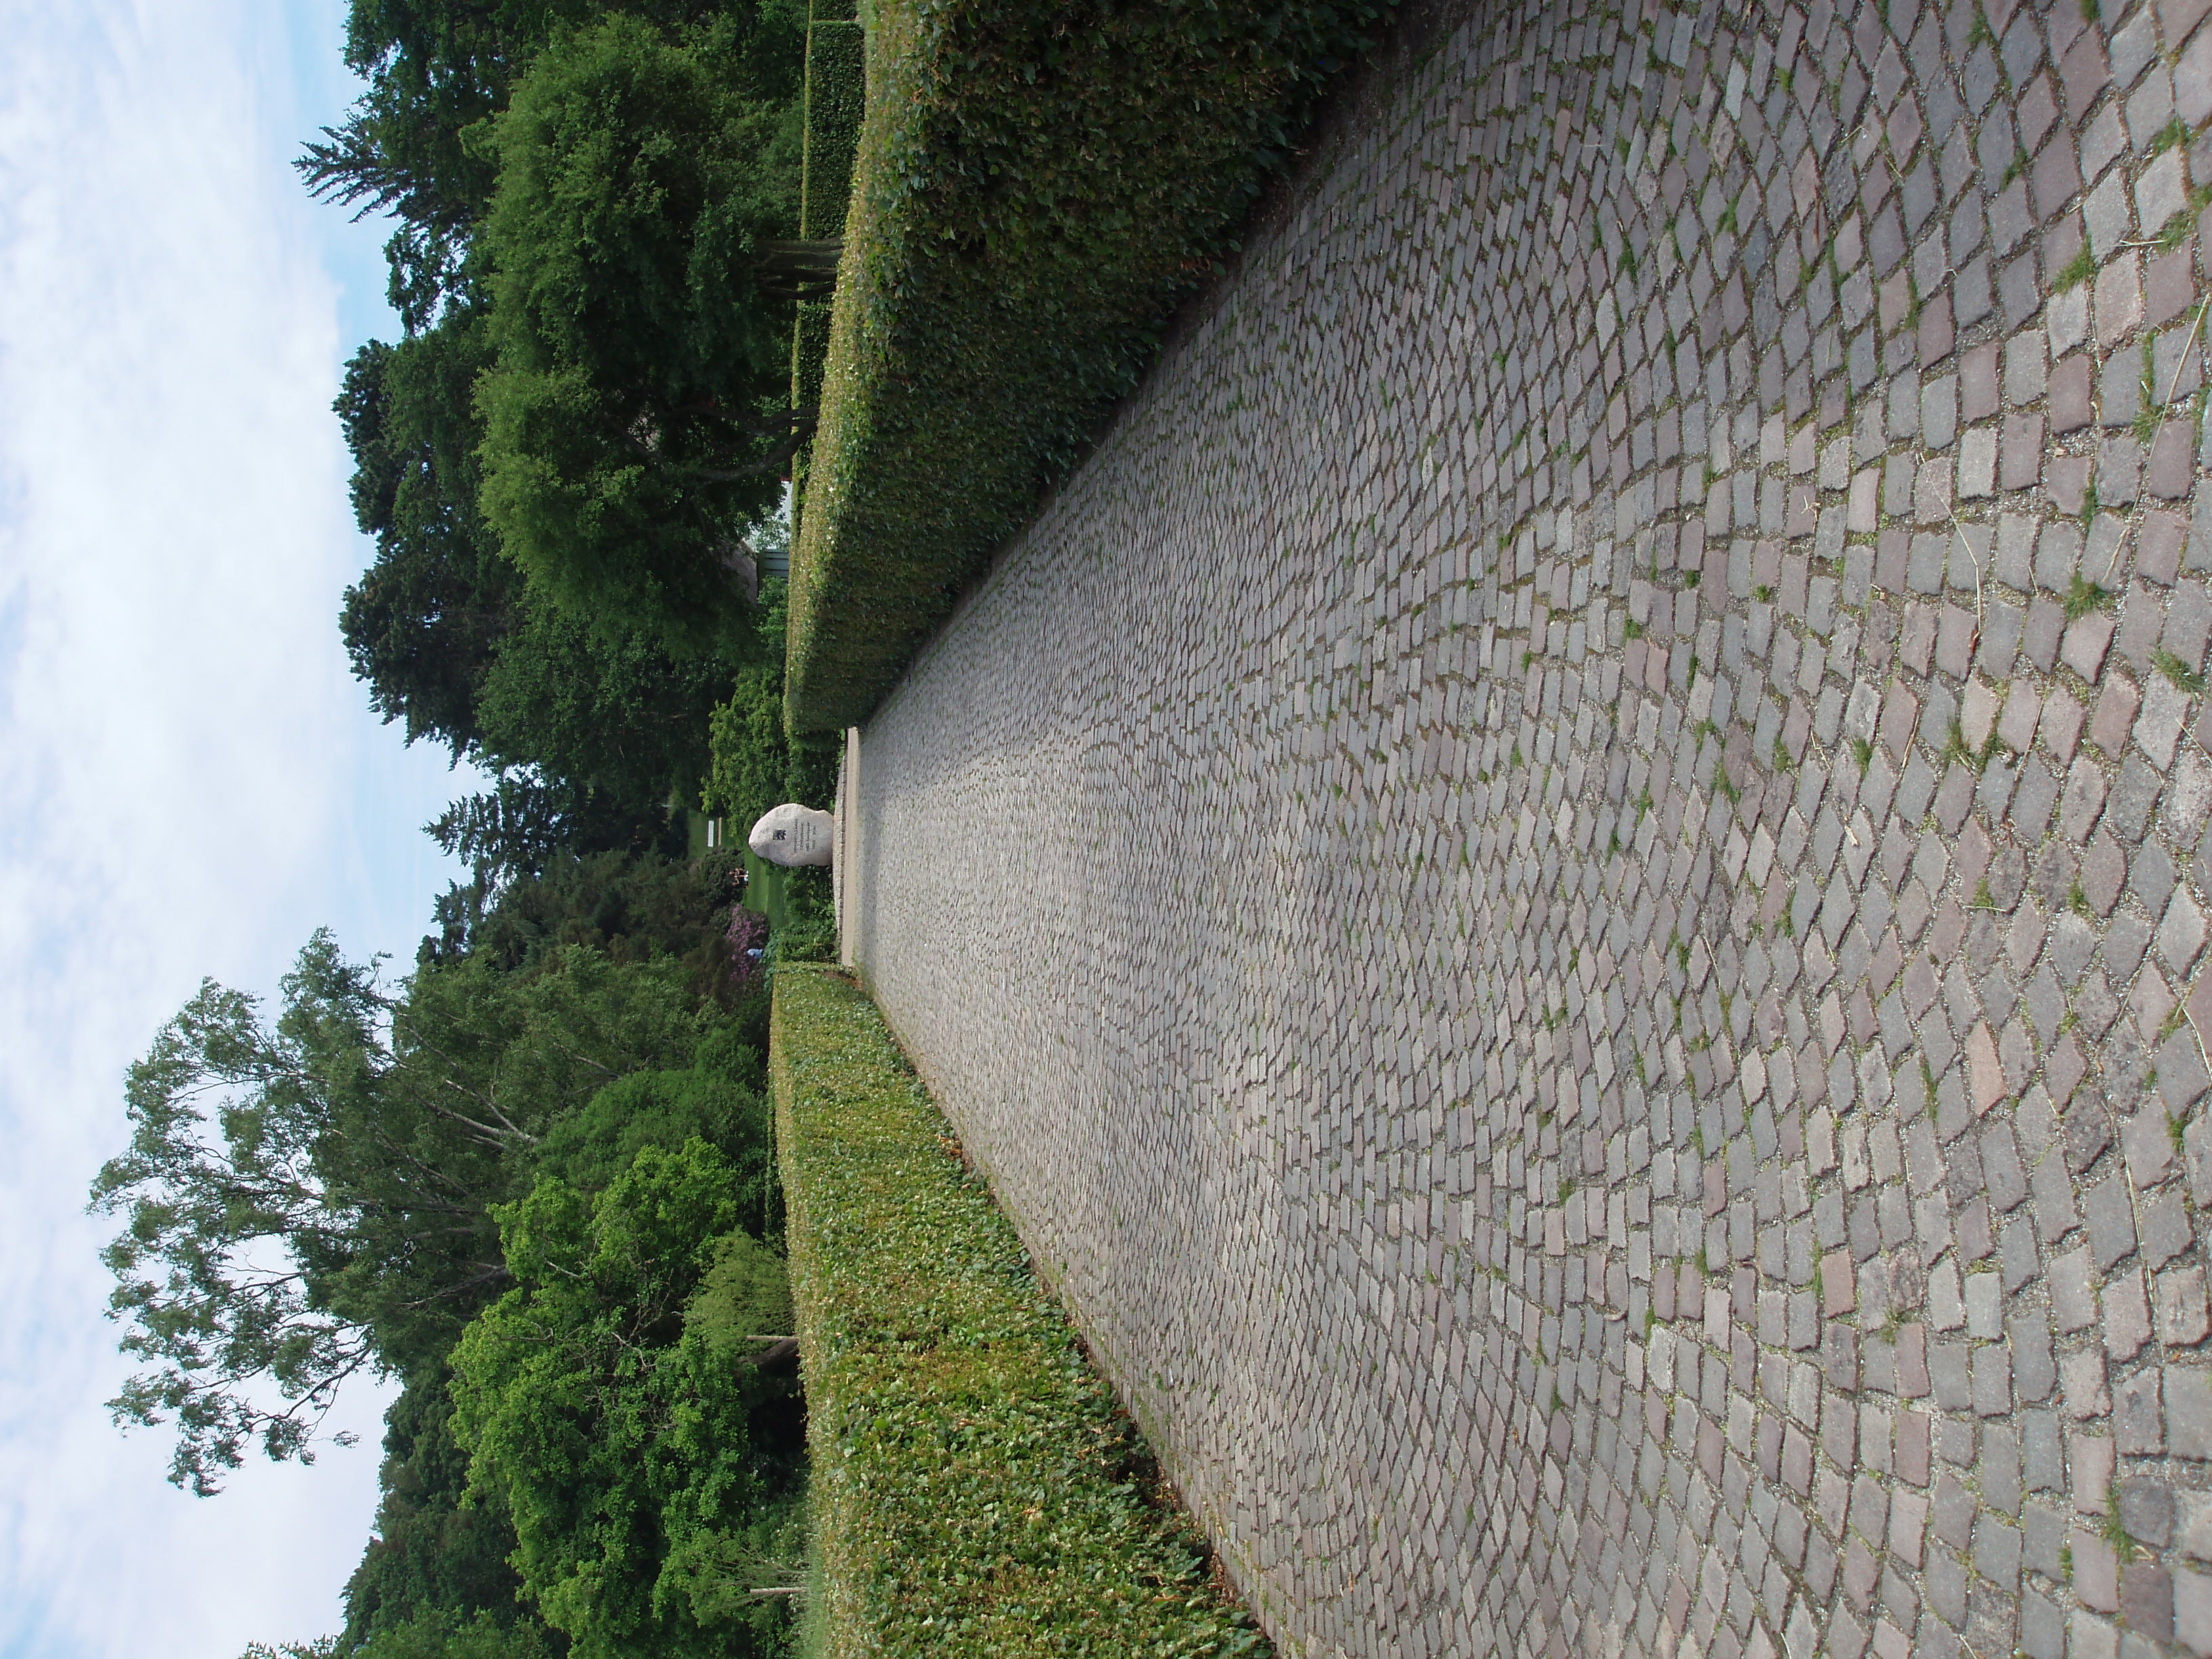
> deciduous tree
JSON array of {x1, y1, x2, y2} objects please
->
[
  {"x1": 89, "y1": 934, "x2": 718, "y2": 1492},
  {"x1": 451, "y1": 1139, "x2": 802, "y2": 1658},
  {"x1": 474, "y1": 12, "x2": 810, "y2": 651}
]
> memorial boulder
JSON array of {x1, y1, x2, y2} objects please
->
[{"x1": 748, "y1": 802, "x2": 835, "y2": 867}]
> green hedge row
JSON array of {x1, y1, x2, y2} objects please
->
[
  {"x1": 783, "y1": 0, "x2": 1389, "y2": 733},
  {"x1": 799, "y1": 7, "x2": 864, "y2": 241},
  {"x1": 789, "y1": 4, "x2": 866, "y2": 534},
  {"x1": 769, "y1": 966, "x2": 1269, "y2": 1656}
]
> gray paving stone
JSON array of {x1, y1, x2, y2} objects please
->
[{"x1": 836, "y1": 2, "x2": 2212, "y2": 1652}]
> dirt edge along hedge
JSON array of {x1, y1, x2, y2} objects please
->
[
  {"x1": 769, "y1": 965, "x2": 1270, "y2": 1656},
  {"x1": 783, "y1": 0, "x2": 1391, "y2": 735}
]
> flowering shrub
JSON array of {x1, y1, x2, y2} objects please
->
[{"x1": 725, "y1": 907, "x2": 771, "y2": 1001}]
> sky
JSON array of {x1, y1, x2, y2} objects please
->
[{"x1": 0, "y1": 3, "x2": 487, "y2": 1654}]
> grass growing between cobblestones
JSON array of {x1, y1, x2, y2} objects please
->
[
  {"x1": 781, "y1": 0, "x2": 1387, "y2": 733},
  {"x1": 769, "y1": 966, "x2": 1269, "y2": 1657}
]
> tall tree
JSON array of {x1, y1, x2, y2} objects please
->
[
  {"x1": 337, "y1": 317, "x2": 516, "y2": 757},
  {"x1": 419, "y1": 846, "x2": 745, "y2": 981},
  {"x1": 474, "y1": 604, "x2": 732, "y2": 806},
  {"x1": 474, "y1": 12, "x2": 810, "y2": 653},
  {"x1": 339, "y1": 1368, "x2": 541, "y2": 1650},
  {"x1": 304, "y1": 0, "x2": 745, "y2": 327},
  {"x1": 451, "y1": 1139, "x2": 802, "y2": 1659},
  {"x1": 89, "y1": 935, "x2": 719, "y2": 1492},
  {"x1": 337, "y1": 312, "x2": 752, "y2": 847},
  {"x1": 424, "y1": 773, "x2": 688, "y2": 901}
]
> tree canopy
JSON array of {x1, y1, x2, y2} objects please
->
[
  {"x1": 319, "y1": 0, "x2": 819, "y2": 896},
  {"x1": 336, "y1": 318, "x2": 515, "y2": 756},
  {"x1": 302, "y1": 0, "x2": 774, "y2": 327},
  {"x1": 337, "y1": 1367, "x2": 538, "y2": 1650},
  {"x1": 452, "y1": 1139, "x2": 801, "y2": 1658},
  {"x1": 174, "y1": 5, "x2": 846, "y2": 1651},
  {"x1": 89, "y1": 933, "x2": 726, "y2": 1492},
  {"x1": 474, "y1": 13, "x2": 810, "y2": 651},
  {"x1": 335, "y1": 319, "x2": 766, "y2": 895}
]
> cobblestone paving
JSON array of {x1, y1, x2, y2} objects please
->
[{"x1": 840, "y1": 1, "x2": 2212, "y2": 1654}]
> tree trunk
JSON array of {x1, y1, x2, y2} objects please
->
[{"x1": 754, "y1": 239, "x2": 842, "y2": 298}]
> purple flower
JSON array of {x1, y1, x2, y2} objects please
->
[{"x1": 725, "y1": 909, "x2": 770, "y2": 996}]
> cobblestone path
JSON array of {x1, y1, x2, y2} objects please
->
[{"x1": 838, "y1": 1, "x2": 2212, "y2": 1654}]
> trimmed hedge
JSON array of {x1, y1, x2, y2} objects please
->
[
  {"x1": 798, "y1": 5, "x2": 865, "y2": 243},
  {"x1": 769, "y1": 966, "x2": 1269, "y2": 1656},
  {"x1": 790, "y1": 3, "x2": 866, "y2": 537},
  {"x1": 783, "y1": 0, "x2": 1388, "y2": 733}
]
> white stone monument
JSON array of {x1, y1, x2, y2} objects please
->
[{"x1": 748, "y1": 802, "x2": 836, "y2": 867}]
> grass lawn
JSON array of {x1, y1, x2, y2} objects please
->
[{"x1": 741, "y1": 849, "x2": 798, "y2": 930}]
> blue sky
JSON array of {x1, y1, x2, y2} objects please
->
[{"x1": 0, "y1": 3, "x2": 487, "y2": 1654}]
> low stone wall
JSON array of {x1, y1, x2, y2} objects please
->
[{"x1": 842, "y1": 1, "x2": 2212, "y2": 1655}]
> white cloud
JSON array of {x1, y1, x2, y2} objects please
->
[{"x1": 0, "y1": 3, "x2": 485, "y2": 1655}]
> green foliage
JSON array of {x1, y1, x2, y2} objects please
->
[
  {"x1": 2155, "y1": 647, "x2": 2209, "y2": 696},
  {"x1": 706, "y1": 665, "x2": 791, "y2": 837},
  {"x1": 2062, "y1": 571, "x2": 2112, "y2": 622},
  {"x1": 337, "y1": 1025, "x2": 778, "y2": 1659},
  {"x1": 474, "y1": 602, "x2": 733, "y2": 805},
  {"x1": 336, "y1": 316, "x2": 752, "y2": 879},
  {"x1": 154, "y1": 16, "x2": 854, "y2": 1606},
  {"x1": 784, "y1": 0, "x2": 1389, "y2": 731},
  {"x1": 2149, "y1": 115, "x2": 2193, "y2": 159},
  {"x1": 786, "y1": 7, "x2": 865, "y2": 528},
  {"x1": 302, "y1": 0, "x2": 773, "y2": 327},
  {"x1": 427, "y1": 775, "x2": 688, "y2": 896},
  {"x1": 703, "y1": 577, "x2": 797, "y2": 835},
  {"x1": 684, "y1": 1230, "x2": 794, "y2": 1350},
  {"x1": 318, "y1": 4, "x2": 823, "y2": 887},
  {"x1": 702, "y1": 573, "x2": 840, "y2": 853},
  {"x1": 451, "y1": 1139, "x2": 804, "y2": 1658},
  {"x1": 771, "y1": 967, "x2": 1270, "y2": 1653},
  {"x1": 352, "y1": 1610, "x2": 562, "y2": 1659},
  {"x1": 340, "y1": 1370, "x2": 544, "y2": 1650},
  {"x1": 785, "y1": 734, "x2": 840, "y2": 809},
  {"x1": 424, "y1": 846, "x2": 745, "y2": 981},
  {"x1": 535, "y1": 1027, "x2": 780, "y2": 1232},
  {"x1": 337, "y1": 317, "x2": 516, "y2": 757},
  {"x1": 796, "y1": 10, "x2": 862, "y2": 245},
  {"x1": 771, "y1": 866, "x2": 839, "y2": 964},
  {"x1": 2100, "y1": 1490, "x2": 2138, "y2": 1561},
  {"x1": 89, "y1": 933, "x2": 723, "y2": 1491},
  {"x1": 474, "y1": 12, "x2": 810, "y2": 652},
  {"x1": 2154, "y1": 198, "x2": 2206, "y2": 253}
]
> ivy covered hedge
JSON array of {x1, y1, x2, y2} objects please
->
[
  {"x1": 783, "y1": 0, "x2": 1389, "y2": 733},
  {"x1": 789, "y1": 1, "x2": 866, "y2": 534},
  {"x1": 769, "y1": 966, "x2": 1269, "y2": 1655}
]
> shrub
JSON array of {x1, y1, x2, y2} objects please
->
[
  {"x1": 705, "y1": 662, "x2": 792, "y2": 835},
  {"x1": 770, "y1": 966, "x2": 1270, "y2": 1655},
  {"x1": 701, "y1": 575, "x2": 841, "y2": 839},
  {"x1": 783, "y1": 0, "x2": 1387, "y2": 731},
  {"x1": 451, "y1": 1139, "x2": 804, "y2": 1659}
]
